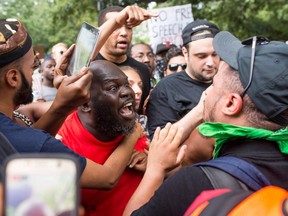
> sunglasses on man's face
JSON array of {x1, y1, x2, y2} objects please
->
[
  {"x1": 240, "y1": 36, "x2": 270, "y2": 98},
  {"x1": 168, "y1": 63, "x2": 187, "y2": 71}
]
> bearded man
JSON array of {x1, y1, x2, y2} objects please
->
[{"x1": 57, "y1": 60, "x2": 147, "y2": 216}]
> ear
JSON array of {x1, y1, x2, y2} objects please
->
[
  {"x1": 5, "y1": 69, "x2": 20, "y2": 88},
  {"x1": 182, "y1": 46, "x2": 188, "y2": 61},
  {"x1": 222, "y1": 93, "x2": 243, "y2": 116},
  {"x1": 80, "y1": 103, "x2": 92, "y2": 112}
]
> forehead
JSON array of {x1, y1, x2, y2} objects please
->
[
  {"x1": 188, "y1": 38, "x2": 214, "y2": 54},
  {"x1": 105, "y1": 12, "x2": 119, "y2": 20},
  {"x1": 122, "y1": 68, "x2": 141, "y2": 80},
  {"x1": 53, "y1": 45, "x2": 66, "y2": 52},
  {"x1": 95, "y1": 66, "x2": 127, "y2": 83},
  {"x1": 43, "y1": 59, "x2": 56, "y2": 65},
  {"x1": 214, "y1": 61, "x2": 229, "y2": 82},
  {"x1": 168, "y1": 56, "x2": 186, "y2": 64},
  {"x1": 132, "y1": 44, "x2": 152, "y2": 53}
]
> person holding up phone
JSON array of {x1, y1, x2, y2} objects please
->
[
  {"x1": 0, "y1": 5, "x2": 156, "y2": 193},
  {"x1": 13, "y1": 5, "x2": 158, "y2": 137}
]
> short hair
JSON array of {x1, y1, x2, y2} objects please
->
[
  {"x1": 119, "y1": 65, "x2": 140, "y2": 75},
  {"x1": 40, "y1": 56, "x2": 55, "y2": 71},
  {"x1": 224, "y1": 66, "x2": 283, "y2": 131},
  {"x1": 51, "y1": 43, "x2": 67, "y2": 52},
  {"x1": 128, "y1": 42, "x2": 153, "y2": 57},
  {"x1": 98, "y1": 6, "x2": 124, "y2": 27},
  {"x1": 164, "y1": 47, "x2": 184, "y2": 70}
]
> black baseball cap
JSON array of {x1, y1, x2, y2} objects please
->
[
  {"x1": 213, "y1": 31, "x2": 288, "y2": 126},
  {"x1": 0, "y1": 18, "x2": 32, "y2": 67},
  {"x1": 182, "y1": 20, "x2": 219, "y2": 46},
  {"x1": 156, "y1": 42, "x2": 176, "y2": 55}
]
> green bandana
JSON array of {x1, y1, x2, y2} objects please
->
[{"x1": 197, "y1": 122, "x2": 288, "y2": 158}]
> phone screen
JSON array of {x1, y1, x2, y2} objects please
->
[
  {"x1": 67, "y1": 22, "x2": 100, "y2": 76},
  {"x1": 4, "y1": 154, "x2": 79, "y2": 216}
]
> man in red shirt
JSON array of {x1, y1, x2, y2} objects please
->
[{"x1": 58, "y1": 60, "x2": 147, "y2": 216}]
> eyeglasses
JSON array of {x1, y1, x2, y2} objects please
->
[
  {"x1": 168, "y1": 63, "x2": 187, "y2": 71},
  {"x1": 240, "y1": 36, "x2": 270, "y2": 97}
]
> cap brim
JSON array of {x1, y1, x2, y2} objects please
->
[{"x1": 213, "y1": 31, "x2": 243, "y2": 70}]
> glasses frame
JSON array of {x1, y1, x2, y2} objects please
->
[
  {"x1": 168, "y1": 63, "x2": 187, "y2": 71},
  {"x1": 240, "y1": 36, "x2": 270, "y2": 98}
]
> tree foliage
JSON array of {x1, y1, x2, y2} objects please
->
[
  {"x1": 1, "y1": 0, "x2": 287, "y2": 55},
  {"x1": 159, "y1": 0, "x2": 288, "y2": 41}
]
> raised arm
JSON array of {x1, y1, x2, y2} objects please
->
[
  {"x1": 80, "y1": 121, "x2": 144, "y2": 189},
  {"x1": 123, "y1": 123, "x2": 186, "y2": 216},
  {"x1": 14, "y1": 45, "x2": 92, "y2": 136},
  {"x1": 173, "y1": 91, "x2": 206, "y2": 143},
  {"x1": 91, "y1": 5, "x2": 158, "y2": 61}
]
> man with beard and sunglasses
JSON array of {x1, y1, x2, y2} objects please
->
[
  {"x1": 123, "y1": 31, "x2": 288, "y2": 216},
  {"x1": 0, "y1": 4, "x2": 155, "y2": 203},
  {"x1": 57, "y1": 60, "x2": 148, "y2": 216},
  {"x1": 146, "y1": 20, "x2": 220, "y2": 140}
]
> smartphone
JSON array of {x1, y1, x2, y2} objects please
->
[
  {"x1": 67, "y1": 22, "x2": 100, "y2": 76},
  {"x1": 4, "y1": 154, "x2": 80, "y2": 216}
]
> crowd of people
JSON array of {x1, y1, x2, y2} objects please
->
[{"x1": 0, "y1": 3, "x2": 287, "y2": 216}]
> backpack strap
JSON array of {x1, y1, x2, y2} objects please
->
[
  {"x1": 194, "y1": 156, "x2": 271, "y2": 191},
  {"x1": 200, "y1": 166, "x2": 249, "y2": 190}
]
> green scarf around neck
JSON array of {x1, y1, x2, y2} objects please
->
[{"x1": 197, "y1": 122, "x2": 288, "y2": 158}]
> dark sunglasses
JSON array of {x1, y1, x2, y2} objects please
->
[
  {"x1": 240, "y1": 36, "x2": 270, "y2": 97},
  {"x1": 168, "y1": 63, "x2": 187, "y2": 71}
]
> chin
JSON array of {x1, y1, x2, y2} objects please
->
[{"x1": 135, "y1": 105, "x2": 140, "y2": 112}]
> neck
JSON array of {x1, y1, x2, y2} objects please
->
[
  {"x1": 0, "y1": 102, "x2": 14, "y2": 119},
  {"x1": 99, "y1": 49, "x2": 127, "y2": 64},
  {"x1": 185, "y1": 70, "x2": 212, "y2": 84},
  {"x1": 0, "y1": 91, "x2": 16, "y2": 119},
  {"x1": 78, "y1": 111, "x2": 120, "y2": 142},
  {"x1": 42, "y1": 78, "x2": 54, "y2": 87}
]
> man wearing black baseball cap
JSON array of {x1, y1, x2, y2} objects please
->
[
  {"x1": 124, "y1": 31, "x2": 288, "y2": 216},
  {"x1": 146, "y1": 19, "x2": 220, "y2": 141}
]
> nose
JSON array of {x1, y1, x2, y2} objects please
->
[
  {"x1": 132, "y1": 84, "x2": 142, "y2": 97},
  {"x1": 120, "y1": 85, "x2": 134, "y2": 99},
  {"x1": 206, "y1": 55, "x2": 215, "y2": 67},
  {"x1": 176, "y1": 66, "x2": 183, "y2": 72},
  {"x1": 119, "y1": 26, "x2": 128, "y2": 37}
]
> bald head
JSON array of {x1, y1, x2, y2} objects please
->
[
  {"x1": 82, "y1": 60, "x2": 136, "y2": 140},
  {"x1": 89, "y1": 60, "x2": 127, "y2": 84}
]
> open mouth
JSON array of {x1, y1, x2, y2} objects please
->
[
  {"x1": 119, "y1": 102, "x2": 135, "y2": 119},
  {"x1": 117, "y1": 41, "x2": 128, "y2": 49}
]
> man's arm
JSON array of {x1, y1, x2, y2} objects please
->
[
  {"x1": 173, "y1": 91, "x2": 206, "y2": 143},
  {"x1": 123, "y1": 123, "x2": 186, "y2": 216},
  {"x1": 92, "y1": 5, "x2": 157, "y2": 61},
  {"x1": 80, "y1": 122, "x2": 144, "y2": 189},
  {"x1": 24, "y1": 6, "x2": 156, "y2": 135}
]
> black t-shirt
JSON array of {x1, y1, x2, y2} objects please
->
[
  {"x1": 146, "y1": 71, "x2": 210, "y2": 139},
  {"x1": 131, "y1": 139, "x2": 288, "y2": 216},
  {"x1": 96, "y1": 53, "x2": 151, "y2": 114}
]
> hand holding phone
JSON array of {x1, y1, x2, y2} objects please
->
[{"x1": 67, "y1": 22, "x2": 100, "y2": 76}]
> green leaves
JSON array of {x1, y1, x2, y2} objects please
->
[{"x1": 1, "y1": 0, "x2": 287, "y2": 57}]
